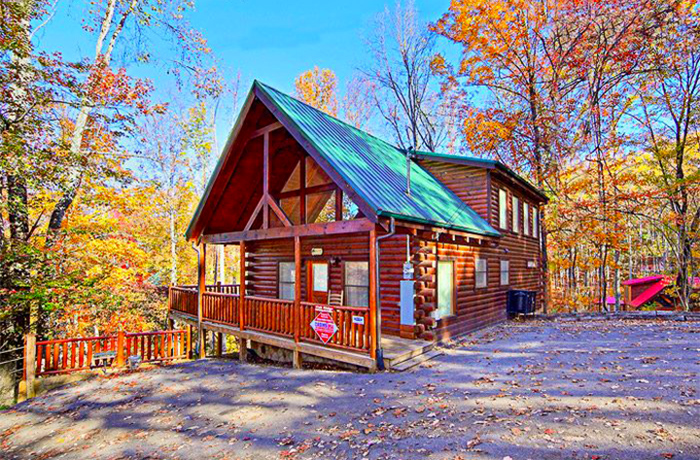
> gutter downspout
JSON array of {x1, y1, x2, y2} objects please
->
[
  {"x1": 191, "y1": 242, "x2": 202, "y2": 358},
  {"x1": 375, "y1": 217, "x2": 395, "y2": 371}
]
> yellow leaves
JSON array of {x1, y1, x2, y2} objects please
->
[{"x1": 294, "y1": 67, "x2": 338, "y2": 116}]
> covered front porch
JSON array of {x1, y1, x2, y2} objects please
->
[{"x1": 168, "y1": 281, "x2": 430, "y2": 371}]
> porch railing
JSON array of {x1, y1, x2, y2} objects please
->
[
  {"x1": 203, "y1": 291, "x2": 240, "y2": 326},
  {"x1": 244, "y1": 296, "x2": 295, "y2": 337},
  {"x1": 168, "y1": 286, "x2": 371, "y2": 354},
  {"x1": 170, "y1": 287, "x2": 198, "y2": 317},
  {"x1": 178, "y1": 284, "x2": 240, "y2": 294},
  {"x1": 300, "y1": 302, "x2": 371, "y2": 352}
]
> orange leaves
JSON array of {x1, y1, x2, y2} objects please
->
[{"x1": 86, "y1": 64, "x2": 154, "y2": 114}]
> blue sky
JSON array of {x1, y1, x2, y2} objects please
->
[
  {"x1": 37, "y1": 0, "x2": 450, "y2": 92},
  {"x1": 34, "y1": 0, "x2": 453, "y2": 149}
]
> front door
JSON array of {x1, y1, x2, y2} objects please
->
[{"x1": 307, "y1": 261, "x2": 329, "y2": 303}]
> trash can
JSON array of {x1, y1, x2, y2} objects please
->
[{"x1": 507, "y1": 290, "x2": 536, "y2": 316}]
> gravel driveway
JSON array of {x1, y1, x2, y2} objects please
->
[{"x1": 1, "y1": 319, "x2": 699, "y2": 460}]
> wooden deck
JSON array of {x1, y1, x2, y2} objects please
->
[
  {"x1": 168, "y1": 284, "x2": 431, "y2": 371},
  {"x1": 169, "y1": 285, "x2": 379, "y2": 369}
]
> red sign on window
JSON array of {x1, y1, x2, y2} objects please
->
[{"x1": 310, "y1": 306, "x2": 338, "y2": 344}]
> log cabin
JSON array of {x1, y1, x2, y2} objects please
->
[{"x1": 168, "y1": 81, "x2": 548, "y2": 371}]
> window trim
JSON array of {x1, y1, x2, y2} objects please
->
[
  {"x1": 533, "y1": 207, "x2": 539, "y2": 239},
  {"x1": 512, "y1": 196, "x2": 520, "y2": 234},
  {"x1": 277, "y1": 260, "x2": 296, "y2": 301},
  {"x1": 343, "y1": 260, "x2": 370, "y2": 307},
  {"x1": 500, "y1": 260, "x2": 510, "y2": 286},
  {"x1": 475, "y1": 257, "x2": 488, "y2": 289},
  {"x1": 435, "y1": 259, "x2": 456, "y2": 320}
]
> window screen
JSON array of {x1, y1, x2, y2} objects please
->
[
  {"x1": 523, "y1": 203, "x2": 529, "y2": 236},
  {"x1": 475, "y1": 258, "x2": 488, "y2": 288},
  {"x1": 344, "y1": 261, "x2": 369, "y2": 307},
  {"x1": 499, "y1": 189, "x2": 507, "y2": 229},
  {"x1": 278, "y1": 262, "x2": 295, "y2": 301},
  {"x1": 436, "y1": 261, "x2": 454, "y2": 319},
  {"x1": 311, "y1": 262, "x2": 328, "y2": 291},
  {"x1": 500, "y1": 260, "x2": 510, "y2": 285}
]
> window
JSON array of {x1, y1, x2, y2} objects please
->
[
  {"x1": 523, "y1": 203, "x2": 530, "y2": 236},
  {"x1": 311, "y1": 262, "x2": 328, "y2": 292},
  {"x1": 306, "y1": 190, "x2": 336, "y2": 223},
  {"x1": 344, "y1": 261, "x2": 369, "y2": 307},
  {"x1": 475, "y1": 258, "x2": 488, "y2": 288},
  {"x1": 278, "y1": 262, "x2": 296, "y2": 301},
  {"x1": 342, "y1": 193, "x2": 359, "y2": 220},
  {"x1": 280, "y1": 196, "x2": 302, "y2": 225},
  {"x1": 500, "y1": 260, "x2": 510, "y2": 285},
  {"x1": 499, "y1": 189, "x2": 507, "y2": 229},
  {"x1": 436, "y1": 261, "x2": 454, "y2": 319},
  {"x1": 512, "y1": 196, "x2": 520, "y2": 233},
  {"x1": 533, "y1": 207, "x2": 539, "y2": 239}
]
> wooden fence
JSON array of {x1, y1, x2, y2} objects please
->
[{"x1": 29, "y1": 330, "x2": 189, "y2": 378}]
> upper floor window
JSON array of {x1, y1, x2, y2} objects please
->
[
  {"x1": 523, "y1": 203, "x2": 530, "y2": 236},
  {"x1": 533, "y1": 207, "x2": 539, "y2": 239},
  {"x1": 498, "y1": 189, "x2": 507, "y2": 229},
  {"x1": 512, "y1": 196, "x2": 520, "y2": 233},
  {"x1": 475, "y1": 258, "x2": 488, "y2": 288}
]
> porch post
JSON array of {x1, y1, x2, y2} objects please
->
[
  {"x1": 293, "y1": 236, "x2": 303, "y2": 369},
  {"x1": 239, "y1": 240, "x2": 246, "y2": 330},
  {"x1": 197, "y1": 243, "x2": 206, "y2": 359},
  {"x1": 369, "y1": 228, "x2": 378, "y2": 361}
]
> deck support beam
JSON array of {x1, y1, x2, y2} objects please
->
[
  {"x1": 239, "y1": 241, "x2": 246, "y2": 330},
  {"x1": 293, "y1": 235, "x2": 302, "y2": 368},
  {"x1": 238, "y1": 337, "x2": 248, "y2": 362},
  {"x1": 216, "y1": 332, "x2": 223, "y2": 356},
  {"x1": 293, "y1": 349, "x2": 303, "y2": 369},
  {"x1": 294, "y1": 236, "x2": 301, "y2": 344},
  {"x1": 369, "y1": 228, "x2": 377, "y2": 361},
  {"x1": 202, "y1": 218, "x2": 375, "y2": 244}
]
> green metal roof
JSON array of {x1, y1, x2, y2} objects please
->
[
  {"x1": 255, "y1": 81, "x2": 500, "y2": 237},
  {"x1": 414, "y1": 150, "x2": 548, "y2": 202}
]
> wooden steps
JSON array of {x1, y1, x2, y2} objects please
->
[
  {"x1": 390, "y1": 349, "x2": 443, "y2": 372},
  {"x1": 382, "y1": 337, "x2": 439, "y2": 371}
]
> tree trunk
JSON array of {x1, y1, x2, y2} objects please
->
[
  {"x1": 676, "y1": 229, "x2": 691, "y2": 311},
  {"x1": 614, "y1": 249, "x2": 621, "y2": 312},
  {"x1": 46, "y1": 0, "x2": 138, "y2": 245},
  {"x1": 169, "y1": 207, "x2": 177, "y2": 285},
  {"x1": 217, "y1": 245, "x2": 225, "y2": 284},
  {"x1": 7, "y1": 175, "x2": 29, "y2": 244},
  {"x1": 540, "y1": 209, "x2": 549, "y2": 314}
]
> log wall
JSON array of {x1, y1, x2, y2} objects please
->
[
  {"x1": 245, "y1": 232, "x2": 406, "y2": 337},
  {"x1": 409, "y1": 162, "x2": 545, "y2": 341}
]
